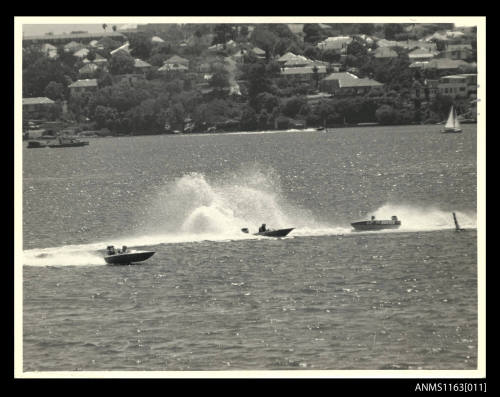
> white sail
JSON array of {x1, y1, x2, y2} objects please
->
[{"x1": 445, "y1": 106, "x2": 455, "y2": 129}]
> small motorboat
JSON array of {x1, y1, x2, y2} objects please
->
[
  {"x1": 104, "y1": 245, "x2": 155, "y2": 265},
  {"x1": 27, "y1": 140, "x2": 47, "y2": 148},
  {"x1": 48, "y1": 136, "x2": 89, "y2": 148},
  {"x1": 241, "y1": 225, "x2": 294, "y2": 238},
  {"x1": 351, "y1": 215, "x2": 401, "y2": 231}
]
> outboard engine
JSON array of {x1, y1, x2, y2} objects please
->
[{"x1": 241, "y1": 228, "x2": 249, "y2": 234}]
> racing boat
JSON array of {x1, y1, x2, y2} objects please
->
[
  {"x1": 241, "y1": 225, "x2": 294, "y2": 237},
  {"x1": 351, "y1": 215, "x2": 401, "y2": 231},
  {"x1": 104, "y1": 245, "x2": 155, "y2": 265}
]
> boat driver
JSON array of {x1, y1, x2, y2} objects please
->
[{"x1": 259, "y1": 224, "x2": 267, "y2": 233}]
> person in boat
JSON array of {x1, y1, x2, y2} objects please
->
[
  {"x1": 122, "y1": 245, "x2": 127, "y2": 253},
  {"x1": 106, "y1": 245, "x2": 116, "y2": 255},
  {"x1": 259, "y1": 224, "x2": 267, "y2": 233}
]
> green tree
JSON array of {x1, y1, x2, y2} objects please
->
[
  {"x1": 239, "y1": 106, "x2": 258, "y2": 130},
  {"x1": 86, "y1": 49, "x2": 96, "y2": 62},
  {"x1": 209, "y1": 70, "x2": 230, "y2": 91},
  {"x1": 384, "y1": 23, "x2": 404, "y2": 40},
  {"x1": 212, "y1": 24, "x2": 236, "y2": 48},
  {"x1": 246, "y1": 63, "x2": 274, "y2": 108},
  {"x1": 375, "y1": 104, "x2": 398, "y2": 124},
  {"x1": 109, "y1": 51, "x2": 135, "y2": 75},
  {"x1": 359, "y1": 23, "x2": 375, "y2": 35},
  {"x1": 44, "y1": 81, "x2": 65, "y2": 100},
  {"x1": 129, "y1": 32, "x2": 154, "y2": 60},
  {"x1": 303, "y1": 23, "x2": 324, "y2": 44},
  {"x1": 94, "y1": 105, "x2": 119, "y2": 129},
  {"x1": 23, "y1": 57, "x2": 70, "y2": 97},
  {"x1": 282, "y1": 96, "x2": 306, "y2": 118},
  {"x1": 250, "y1": 26, "x2": 279, "y2": 60}
]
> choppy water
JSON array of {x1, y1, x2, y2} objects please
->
[{"x1": 21, "y1": 125, "x2": 478, "y2": 372}]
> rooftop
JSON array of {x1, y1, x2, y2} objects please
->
[
  {"x1": 165, "y1": 55, "x2": 189, "y2": 65},
  {"x1": 323, "y1": 72, "x2": 383, "y2": 88},
  {"x1": 110, "y1": 42, "x2": 130, "y2": 55},
  {"x1": 68, "y1": 79, "x2": 98, "y2": 88},
  {"x1": 158, "y1": 63, "x2": 188, "y2": 71},
  {"x1": 23, "y1": 97, "x2": 55, "y2": 105},
  {"x1": 134, "y1": 58, "x2": 152, "y2": 68},
  {"x1": 282, "y1": 65, "x2": 327, "y2": 75}
]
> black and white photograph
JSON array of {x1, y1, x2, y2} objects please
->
[{"x1": 14, "y1": 16, "x2": 486, "y2": 380}]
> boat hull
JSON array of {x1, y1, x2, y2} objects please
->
[
  {"x1": 254, "y1": 228, "x2": 294, "y2": 237},
  {"x1": 351, "y1": 221, "x2": 401, "y2": 232},
  {"x1": 441, "y1": 128, "x2": 462, "y2": 133},
  {"x1": 104, "y1": 251, "x2": 155, "y2": 265},
  {"x1": 27, "y1": 141, "x2": 47, "y2": 148},
  {"x1": 48, "y1": 142, "x2": 89, "y2": 148}
]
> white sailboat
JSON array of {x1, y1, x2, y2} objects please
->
[{"x1": 441, "y1": 106, "x2": 462, "y2": 133}]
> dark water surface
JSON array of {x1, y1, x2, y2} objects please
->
[{"x1": 22, "y1": 125, "x2": 478, "y2": 371}]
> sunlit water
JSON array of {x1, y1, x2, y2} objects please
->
[{"x1": 21, "y1": 125, "x2": 478, "y2": 371}]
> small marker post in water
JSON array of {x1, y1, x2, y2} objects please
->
[{"x1": 453, "y1": 212, "x2": 465, "y2": 232}]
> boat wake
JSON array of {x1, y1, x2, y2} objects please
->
[{"x1": 22, "y1": 171, "x2": 477, "y2": 267}]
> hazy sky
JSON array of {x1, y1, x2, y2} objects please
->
[
  {"x1": 22, "y1": 20, "x2": 478, "y2": 37},
  {"x1": 22, "y1": 24, "x2": 120, "y2": 36}
]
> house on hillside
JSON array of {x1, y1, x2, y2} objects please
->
[
  {"x1": 158, "y1": 63, "x2": 189, "y2": 74},
  {"x1": 277, "y1": 52, "x2": 300, "y2": 65},
  {"x1": 164, "y1": 55, "x2": 189, "y2": 67},
  {"x1": 251, "y1": 47, "x2": 266, "y2": 59},
  {"x1": 64, "y1": 41, "x2": 85, "y2": 53},
  {"x1": 134, "y1": 58, "x2": 153, "y2": 74},
  {"x1": 320, "y1": 72, "x2": 383, "y2": 96},
  {"x1": 316, "y1": 36, "x2": 352, "y2": 51},
  {"x1": 73, "y1": 47, "x2": 90, "y2": 59},
  {"x1": 83, "y1": 53, "x2": 108, "y2": 65},
  {"x1": 151, "y1": 36, "x2": 165, "y2": 43},
  {"x1": 446, "y1": 30, "x2": 466, "y2": 39},
  {"x1": 425, "y1": 31, "x2": 449, "y2": 42},
  {"x1": 283, "y1": 55, "x2": 313, "y2": 68},
  {"x1": 280, "y1": 65, "x2": 327, "y2": 86},
  {"x1": 78, "y1": 63, "x2": 100, "y2": 77},
  {"x1": 40, "y1": 43, "x2": 58, "y2": 59},
  {"x1": 438, "y1": 44, "x2": 474, "y2": 61},
  {"x1": 408, "y1": 48, "x2": 438, "y2": 62},
  {"x1": 409, "y1": 58, "x2": 473, "y2": 75},
  {"x1": 23, "y1": 97, "x2": 56, "y2": 119},
  {"x1": 89, "y1": 40, "x2": 101, "y2": 49},
  {"x1": 373, "y1": 47, "x2": 398, "y2": 59},
  {"x1": 375, "y1": 39, "x2": 399, "y2": 48},
  {"x1": 438, "y1": 74, "x2": 477, "y2": 98},
  {"x1": 68, "y1": 79, "x2": 98, "y2": 96}
]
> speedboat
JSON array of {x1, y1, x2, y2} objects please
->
[
  {"x1": 351, "y1": 216, "x2": 401, "y2": 231},
  {"x1": 104, "y1": 245, "x2": 155, "y2": 265},
  {"x1": 241, "y1": 226, "x2": 294, "y2": 237}
]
